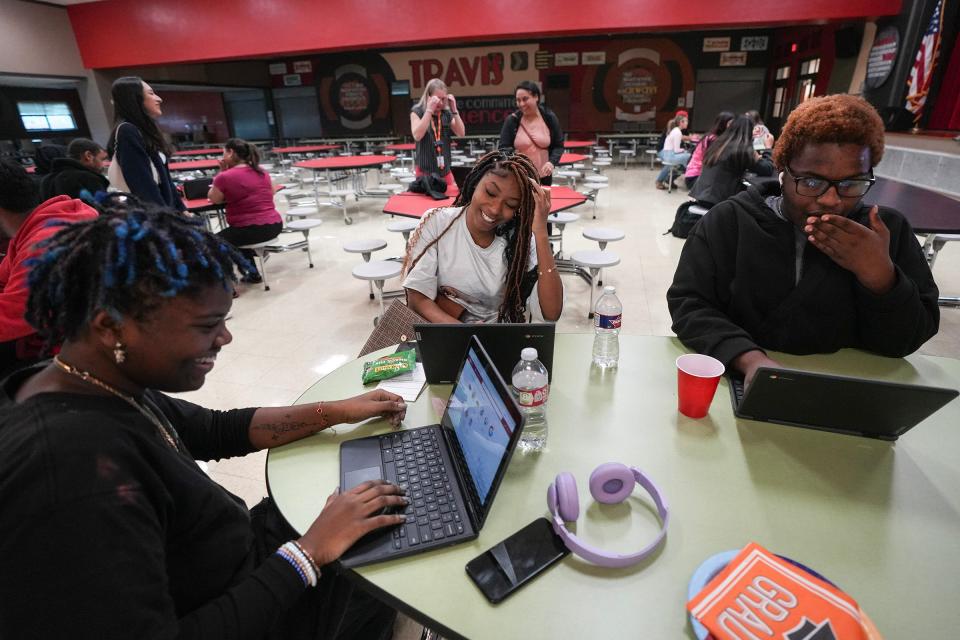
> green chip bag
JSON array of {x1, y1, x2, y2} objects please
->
[{"x1": 362, "y1": 349, "x2": 416, "y2": 384}]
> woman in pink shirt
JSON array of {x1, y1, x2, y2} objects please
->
[
  {"x1": 498, "y1": 81, "x2": 564, "y2": 185},
  {"x1": 208, "y1": 139, "x2": 282, "y2": 284}
]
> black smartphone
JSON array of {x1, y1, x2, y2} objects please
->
[{"x1": 465, "y1": 518, "x2": 569, "y2": 604}]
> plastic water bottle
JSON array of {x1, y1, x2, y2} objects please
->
[
  {"x1": 512, "y1": 348, "x2": 549, "y2": 452},
  {"x1": 592, "y1": 286, "x2": 622, "y2": 368}
]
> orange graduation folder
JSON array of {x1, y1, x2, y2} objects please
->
[{"x1": 687, "y1": 542, "x2": 882, "y2": 640}]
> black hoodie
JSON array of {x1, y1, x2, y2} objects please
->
[
  {"x1": 667, "y1": 185, "x2": 940, "y2": 366},
  {"x1": 39, "y1": 157, "x2": 109, "y2": 202}
]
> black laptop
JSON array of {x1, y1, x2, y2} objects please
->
[
  {"x1": 414, "y1": 323, "x2": 555, "y2": 384},
  {"x1": 729, "y1": 367, "x2": 958, "y2": 441},
  {"x1": 339, "y1": 336, "x2": 524, "y2": 567}
]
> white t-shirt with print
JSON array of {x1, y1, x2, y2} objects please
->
[{"x1": 402, "y1": 207, "x2": 539, "y2": 323}]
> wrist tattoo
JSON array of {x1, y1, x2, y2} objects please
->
[{"x1": 255, "y1": 421, "x2": 315, "y2": 441}]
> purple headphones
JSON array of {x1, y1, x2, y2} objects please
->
[{"x1": 547, "y1": 462, "x2": 669, "y2": 568}]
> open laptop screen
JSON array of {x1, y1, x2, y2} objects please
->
[{"x1": 446, "y1": 343, "x2": 518, "y2": 504}]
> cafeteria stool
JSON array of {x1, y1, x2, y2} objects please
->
[
  {"x1": 387, "y1": 218, "x2": 419, "y2": 246},
  {"x1": 582, "y1": 226, "x2": 624, "y2": 285},
  {"x1": 581, "y1": 180, "x2": 609, "y2": 219},
  {"x1": 583, "y1": 226, "x2": 625, "y2": 250},
  {"x1": 343, "y1": 239, "x2": 388, "y2": 299},
  {"x1": 237, "y1": 238, "x2": 280, "y2": 292},
  {"x1": 555, "y1": 169, "x2": 582, "y2": 190},
  {"x1": 570, "y1": 250, "x2": 621, "y2": 318},
  {"x1": 661, "y1": 162, "x2": 684, "y2": 193},
  {"x1": 547, "y1": 211, "x2": 579, "y2": 258},
  {"x1": 644, "y1": 149, "x2": 658, "y2": 169},
  {"x1": 352, "y1": 261, "x2": 403, "y2": 324},
  {"x1": 618, "y1": 148, "x2": 636, "y2": 169},
  {"x1": 285, "y1": 204, "x2": 320, "y2": 220},
  {"x1": 282, "y1": 218, "x2": 323, "y2": 268}
]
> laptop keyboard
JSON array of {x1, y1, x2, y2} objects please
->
[{"x1": 379, "y1": 429, "x2": 466, "y2": 550}]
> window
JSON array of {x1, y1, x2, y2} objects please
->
[
  {"x1": 797, "y1": 58, "x2": 821, "y2": 104},
  {"x1": 17, "y1": 102, "x2": 77, "y2": 132},
  {"x1": 799, "y1": 58, "x2": 820, "y2": 76},
  {"x1": 772, "y1": 86, "x2": 787, "y2": 118},
  {"x1": 775, "y1": 66, "x2": 790, "y2": 80}
]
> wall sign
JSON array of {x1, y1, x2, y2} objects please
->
[
  {"x1": 719, "y1": 52, "x2": 748, "y2": 66},
  {"x1": 703, "y1": 37, "x2": 731, "y2": 52},
  {"x1": 741, "y1": 36, "x2": 769, "y2": 52},
  {"x1": 582, "y1": 51, "x2": 606, "y2": 65},
  {"x1": 283, "y1": 73, "x2": 302, "y2": 86},
  {"x1": 268, "y1": 62, "x2": 287, "y2": 75},
  {"x1": 865, "y1": 26, "x2": 899, "y2": 89},
  {"x1": 293, "y1": 60, "x2": 313, "y2": 73},
  {"x1": 555, "y1": 52, "x2": 579, "y2": 66}
]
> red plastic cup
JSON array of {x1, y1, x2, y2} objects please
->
[{"x1": 676, "y1": 354, "x2": 725, "y2": 418}]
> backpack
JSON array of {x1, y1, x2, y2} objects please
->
[{"x1": 664, "y1": 201, "x2": 706, "y2": 239}]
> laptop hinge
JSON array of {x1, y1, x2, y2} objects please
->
[{"x1": 440, "y1": 425, "x2": 482, "y2": 530}]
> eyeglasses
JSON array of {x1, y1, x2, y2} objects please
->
[{"x1": 784, "y1": 166, "x2": 875, "y2": 198}]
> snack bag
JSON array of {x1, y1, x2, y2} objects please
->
[{"x1": 362, "y1": 350, "x2": 416, "y2": 384}]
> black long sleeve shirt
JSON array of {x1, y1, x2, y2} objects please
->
[
  {"x1": 0, "y1": 365, "x2": 304, "y2": 639},
  {"x1": 667, "y1": 187, "x2": 940, "y2": 366}
]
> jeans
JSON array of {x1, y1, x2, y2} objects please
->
[{"x1": 657, "y1": 150, "x2": 691, "y2": 183}]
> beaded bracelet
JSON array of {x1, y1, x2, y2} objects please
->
[
  {"x1": 277, "y1": 542, "x2": 318, "y2": 587},
  {"x1": 276, "y1": 548, "x2": 310, "y2": 587},
  {"x1": 538, "y1": 266, "x2": 556, "y2": 276},
  {"x1": 291, "y1": 540, "x2": 321, "y2": 575}
]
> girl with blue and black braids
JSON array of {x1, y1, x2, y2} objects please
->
[{"x1": 0, "y1": 200, "x2": 408, "y2": 639}]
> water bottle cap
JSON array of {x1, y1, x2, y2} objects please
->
[
  {"x1": 521, "y1": 347, "x2": 538, "y2": 361},
  {"x1": 603, "y1": 286, "x2": 616, "y2": 294}
]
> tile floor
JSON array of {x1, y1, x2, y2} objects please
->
[{"x1": 175, "y1": 161, "x2": 960, "y2": 637}]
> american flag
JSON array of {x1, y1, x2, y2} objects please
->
[{"x1": 905, "y1": 0, "x2": 946, "y2": 124}]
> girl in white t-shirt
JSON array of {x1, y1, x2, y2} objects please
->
[
  {"x1": 656, "y1": 114, "x2": 691, "y2": 189},
  {"x1": 402, "y1": 151, "x2": 563, "y2": 323}
]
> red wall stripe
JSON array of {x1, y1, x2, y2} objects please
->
[{"x1": 67, "y1": 0, "x2": 902, "y2": 70}]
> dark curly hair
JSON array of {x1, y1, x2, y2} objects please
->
[
  {"x1": 25, "y1": 195, "x2": 253, "y2": 348},
  {"x1": 773, "y1": 94, "x2": 885, "y2": 170}
]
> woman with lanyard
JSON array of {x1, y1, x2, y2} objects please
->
[
  {"x1": 410, "y1": 78, "x2": 465, "y2": 191},
  {"x1": 498, "y1": 80, "x2": 564, "y2": 185},
  {"x1": 0, "y1": 200, "x2": 407, "y2": 638}
]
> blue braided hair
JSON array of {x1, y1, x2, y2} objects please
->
[{"x1": 25, "y1": 195, "x2": 253, "y2": 347}]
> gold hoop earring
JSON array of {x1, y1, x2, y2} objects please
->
[{"x1": 113, "y1": 341, "x2": 127, "y2": 365}]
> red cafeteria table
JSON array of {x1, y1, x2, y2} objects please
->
[
  {"x1": 294, "y1": 155, "x2": 400, "y2": 224},
  {"x1": 169, "y1": 159, "x2": 220, "y2": 172},
  {"x1": 172, "y1": 148, "x2": 222, "y2": 157},
  {"x1": 563, "y1": 140, "x2": 596, "y2": 149},
  {"x1": 558, "y1": 153, "x2": 588, "y2": 165}
]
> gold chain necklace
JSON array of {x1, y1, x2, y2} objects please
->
[{"x1": 52, "y1": 356, "x2": 180, "y2": 451}]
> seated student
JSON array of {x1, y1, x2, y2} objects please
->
[
  {"x1": 667, "y1": 94, "x2": 939, "y2": 386},
  {"x1": 29, "y1": 144, "x2": 66, "y2": 188},
  {"x1": 683, "y1": 111, "x2": 734, "y2": 191},
  {"x1": 0, "y1": 160, "x2": 97, "y2": 378},
  {"x1": 655, "y1": 114, "x2": 691, "y2": 189},
  {"x1": 39, "y1": 138, "x2": 110, "y2": 202},
  {"x1": 402, "y1": 150, "x2": 562, "y2": 323},
  {"x1": 0, "y1": 203, "x2": 407, "y2": 639},
  {"x1": 688, "y1": 115, "x2": 774, "y2": 207},
  {"x1": 208, "y1": 138, "x2": 283, "y2": 284}
]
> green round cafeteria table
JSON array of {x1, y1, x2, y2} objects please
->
[{"x1": 266, "y1": 334, "x2": 960, "y2": 639}]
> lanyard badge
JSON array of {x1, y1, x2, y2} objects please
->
[{"x1": 433, "y1": 113, "x2": 445, "y2": 170}]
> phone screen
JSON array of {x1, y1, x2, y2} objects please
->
[{"x1": 465, "y1": 518, "x2": 569, "y2": 604}]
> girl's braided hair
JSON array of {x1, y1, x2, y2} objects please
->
[
  {"x1": 402, "y1": 150, "x2": 540, "y2": 322},
  {"x1": 25, "y1": 194, "x2": 253, "y2": 348}
]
